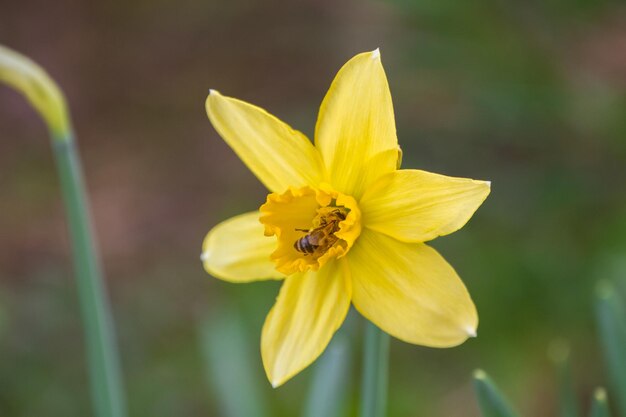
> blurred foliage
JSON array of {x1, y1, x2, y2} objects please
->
[
  {"x1": 589, "y1": 389, "x2": 612, "y2": 417},
  {"x1": 473, "y1": 282, "x2": 625, "y2": 417},
  {"x1": 595, "y1": 282, "x2": 626, "y2": 416},
  {"x1": 550, "y1": 341, "x2": 582, "y2": 417},
  {"x1": 1, "y1": 0, "x2": 626, "y2": 416},
  {"x1": 199, "y1": 305, "x2": 270, "y2": 417},
  {"x1": 473, "y1": 370, "x2": 520, "y2": 417}
]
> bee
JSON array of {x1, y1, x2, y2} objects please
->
[{"x1": 294, "y1": 209, "x2": 346, "y2": 255}]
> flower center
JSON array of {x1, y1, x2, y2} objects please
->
[
  {"x1": 259, "y1": 185, "x2": 361, "y2": 275},
  {"x1": 293, "y1": 205, "x2": 348, "y2": 255}
]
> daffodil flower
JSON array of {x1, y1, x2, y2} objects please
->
[{"x1": 202, "y1": 49, "x2": 490, "y2": 387}]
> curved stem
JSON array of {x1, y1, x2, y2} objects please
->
[
  {"x1": 1, "y1": 44, "x2": 126, "y2": 417},
  {"x1": 53, "y1": 135, "x2": 127, "y2": 417},
  {"x1": 359, "y1": 320, "x2": 389, "y2": 417}
]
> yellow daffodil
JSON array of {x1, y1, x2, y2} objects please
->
[{"x1": 202, "y1": 49, "x2": 490, "y2": 387}]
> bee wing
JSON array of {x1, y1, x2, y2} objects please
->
[{"x1": 307, "y1": 229, "x2": 326, "y2": 246}]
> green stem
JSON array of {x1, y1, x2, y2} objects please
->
[
  {"x1": 52, "y1": 134, "x2": 127, "y2": 417},
  {"x1": 359, "y1": 320, "x2": 390, "y2": 417}
]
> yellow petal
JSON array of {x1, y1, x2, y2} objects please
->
[
  {"x1": 206, "y1": 90, "x2": 326, "y2": 193},
  {"x1": 361, "y1": 170, "x2": 490, "y2": 243},
  {"x1": 314, "y1": 50, "x2": 398, "y2": 199},
  {"x1": 0, "y1": 44, "x2": 70, "y2": 137},
  {"x1": 348, "y1": 229, "x2": 478, "y2": 347},
  {"x1": 201, "y1": 212, "x2": 283, "y2": 282},
  {"x1": 261, "y1": 260, "x2": 351, "y2": 387}
]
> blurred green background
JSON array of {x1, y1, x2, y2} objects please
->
[{"x1": 1, "y1": 0, "x2": 626, "y2": 416}]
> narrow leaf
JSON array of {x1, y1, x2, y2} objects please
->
[
  {"x1": 589, "y1": 388, "x2": 612, "y2": 417},
  {"x1": 199, "y1": 307, "x2": 270, "y2": 417},
  {"x1": 473, "y1": 369, "x2": 520, "y2": 417},
  {"x1": 359, "y1": 320, "x2": 390, "y2": 417},
  {"x1": 548, "y1": 340, "x2": 580, "y2": 417},
  {"x1": 595, "y1": 281, "x2": 626, "y2": 417},
  {"x1": 302, "y1": 333, "x2": 351, "y2": 417}
]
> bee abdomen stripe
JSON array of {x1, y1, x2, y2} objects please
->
[{"x1": 294, "y1": 236, "x2": 316, "y2": 254}]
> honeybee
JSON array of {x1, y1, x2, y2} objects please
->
[{"x1": 294, "y1": 209, "x2": 346, "y2": 255}]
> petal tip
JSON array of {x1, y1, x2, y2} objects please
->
[
  {"x1": 465, "y1": 325, "x2": 477, "y2": 338},
  {"x1": 200, "y1": 250, "x2": 209, "y2": 262},
  {"x1": 205, "y1": 90, "x2": 220, "y2": 113},
  {"x1": 265, "y1": 366, "x2": 288, "y2": 388},
  {"x1": 207, "y1": 89, "x2": 221, "y2": 103},
  {"x1": 485, "y1": 180, "x2": 491, "y2": 187},
  {"x1": 371, "y1": 48, "x2": 381, "y2": 60}
]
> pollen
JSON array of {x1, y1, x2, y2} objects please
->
[{"x1": 259, "y1": 186, "x2": 361, "y2": 275}]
